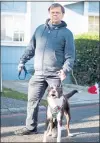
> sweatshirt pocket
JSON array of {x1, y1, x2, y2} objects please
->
[
  {"x1": 44, "y1": 49, "x2": 57, "y2": 66},
  {"x1": 54, "y1": 50, "x2": 64, "y2": 65}
]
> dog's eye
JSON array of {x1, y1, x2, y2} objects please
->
[{"x1": 50, "y1": 87, "x2": 53, "y2": 89}]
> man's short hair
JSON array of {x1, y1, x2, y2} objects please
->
[{"x1": 48, "y1": 3, "x2": 65, "y2": 14}]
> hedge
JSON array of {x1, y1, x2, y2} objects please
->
[{"x1": 72, "y1": 33, "x2": 99, "y2": 86}]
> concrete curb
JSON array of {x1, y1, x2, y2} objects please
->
[{"x1": 63, "y1": 84, "x2": 88, "y2": 91}]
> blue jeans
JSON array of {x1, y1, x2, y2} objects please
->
[{"x1": 26, "y1": 74, "x2": 61, "y2": 130}]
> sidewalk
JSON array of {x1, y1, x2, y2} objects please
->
[{"x1": 1, "y1": 80, "x2": 99, "y2": 114}]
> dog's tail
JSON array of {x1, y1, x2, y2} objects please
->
[{"x1": 64, "y1": 90, "x2": 78, "y2": 99}]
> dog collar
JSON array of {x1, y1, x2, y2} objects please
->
[{"x1": 48, "y1": 96, "x2": 64, "y2": 118}]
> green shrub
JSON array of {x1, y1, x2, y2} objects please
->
[{"x1": 73, "y1": 33, "x2": 99, "y2": 86}]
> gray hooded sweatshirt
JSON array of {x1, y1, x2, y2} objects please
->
[{"x1": 20, "y1": 19, "x2": 75, "y2": 75}]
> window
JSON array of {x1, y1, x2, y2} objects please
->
[
  {"x1": 88, "y1": 16, "x2": 99, "y2": 32},
  {"x1": 1, "y1": 15, "x2": 13, "y2": 41},
  {"x1": 13, "y1": 31, "x2": 24, "y2": 41},
  {"x1": 1, "y1": 14, "x2": 26, "y2": 42}
]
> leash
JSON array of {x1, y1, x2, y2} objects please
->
[
  {"x1": 18, "y1": 66, "x2": 28, "y2": 80},
  {"x1": 71, "y1": 70, "x2": 99, "y2": 95}
]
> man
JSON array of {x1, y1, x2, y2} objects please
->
[{"x1": 14, "y1": 3, "x2": 75, "y2": 136}]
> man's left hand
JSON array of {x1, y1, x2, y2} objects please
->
[{"x1": 58, "y1": 69, "x2": 66, "y2": 81}]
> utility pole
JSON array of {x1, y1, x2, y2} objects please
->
[
  {"x1": 0, "y1": 1, "x2": 2, "y2": 93},
  {"x1": 0, "y1": 57, "x2": 2, "y2": 93},
  {"x1": 0, "y1": 66, "x2": 2, "y2": 93},
  {"x1": 0, "y1": 48, "x2": 2, "y2": 93},
  {"x1": 0, "y1": 35, "x2": 2, "y2": 93}
]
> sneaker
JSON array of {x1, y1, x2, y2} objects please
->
[
  {"x1": 14, "y1": 127, "x2": 38, "y2": 135},
  {"x1": 52, "y1": 127, "x2": 57, "y2": 138}
]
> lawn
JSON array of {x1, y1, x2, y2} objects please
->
[{"x1": 1, "y1": 88, "x2": 47, "y2": 107}]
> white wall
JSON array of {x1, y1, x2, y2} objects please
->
[
  {"x1": 63, "y1": 8, "x2": 88, "y2": 35},
  {"x1": 63, "y1": 2, "x2": 88, "y2": 35},
  {"x1": 30, "y1": 2, "x2": 53, "y2": 38},
  {"x1": 25, "y1": 2, "x2": 32, "y2": 43}
]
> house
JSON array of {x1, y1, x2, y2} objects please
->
[
  {"x1": 56, "y1": 1, "x2": 99, "y2": 34},
  {"x1": 1, "y1": 1, "x2": 99, "y2": 81}
]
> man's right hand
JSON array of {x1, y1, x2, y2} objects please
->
[{"x1": 18, "y1": 63, "x2": 24, "y2": 72}]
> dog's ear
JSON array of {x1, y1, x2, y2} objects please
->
[{"x1": 48, "y1": 87, "x2": 50, "y2": 92}]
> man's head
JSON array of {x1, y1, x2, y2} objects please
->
[{"x1": 48, "y1": 3, "x2": 65, "y2": 24}]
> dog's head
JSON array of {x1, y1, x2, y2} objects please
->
[{"x1": 48, "y1": 85, "x2": 63, "y2": 98}]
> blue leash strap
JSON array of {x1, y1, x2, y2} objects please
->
[{"x1": 18, "y1": 66, "x2": 28, "y2": 80}]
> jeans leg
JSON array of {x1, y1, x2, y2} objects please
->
[{"x1": 26, "y1": 75, "x2": 48, "y2": 130}]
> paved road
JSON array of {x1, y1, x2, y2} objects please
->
[{"x1": 1, "y1": 103, "x2": 99, "y2": 142}]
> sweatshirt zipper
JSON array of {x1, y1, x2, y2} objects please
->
[{"x1": 42, "y1": 30, "x2": 51, "y2": 75}]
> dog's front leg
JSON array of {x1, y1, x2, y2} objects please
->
[
  {"x1": 43, "y1": 122, "x2": 51, "y2": 142},
  {"x1": 57, "y1": 112, "x2": 62, "y2": 142},
  {"x1": 47, "y1": 121, "x2": 52, "y2": 136},
  {"x1": 43, "y1": 131, "x2": 47, "y2": 142},
  {"x1": 47, "y1": 106, "x2": 53, "y2": 136}
]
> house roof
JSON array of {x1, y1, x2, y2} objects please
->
[{"x1": 53, "y1": 1, "x2": 79, "y2": 6}]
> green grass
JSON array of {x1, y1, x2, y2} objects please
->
[
  {"x1": 1, "y1": 88, "x2": 47, "y2": 107},
  {"x1": 40, "y1": 99, "x2": 48, "y2": 107},
  {"x1": 2, "y1": 88, "x2": 27, "y2": 101}
]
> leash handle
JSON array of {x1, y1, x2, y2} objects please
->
[{"x1": 18, "y1": 66, "x2": 27, "y2": 80}]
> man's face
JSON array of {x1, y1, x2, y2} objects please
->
[{"x1": 49, "y1": 7, "x2": 64, "y2": 24}]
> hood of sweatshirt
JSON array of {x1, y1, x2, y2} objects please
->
[{"x1": 45, "y1": 18, "x2": 67, "y2": 30}]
